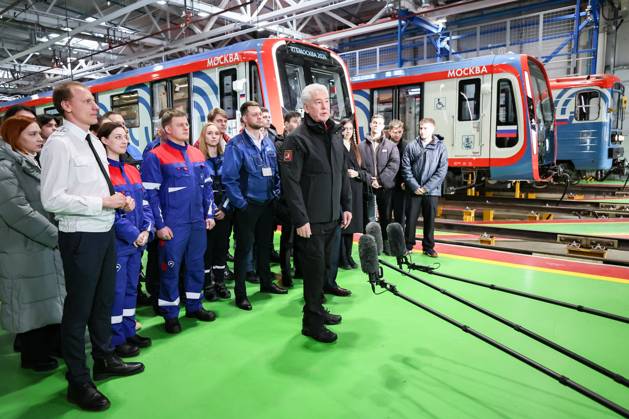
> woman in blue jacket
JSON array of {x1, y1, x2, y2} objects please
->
[
  {"x1": 99, "y1": 122, "x2": 154, "y2": 357},
  {"x1": 197, "y1": 122, "x2": 231, "y2": 301}
]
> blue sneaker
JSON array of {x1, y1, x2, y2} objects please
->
[{"x1": 423, "y1": 249, "x2": 439, "y2": 258}]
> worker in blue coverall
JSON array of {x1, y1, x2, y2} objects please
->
[
  {"x1": 99, "y1": 122, "x2": 154, "y2": 357},
  {"x1": 222, "y1": 101, "x2": 287, "y2": 311},
  {"x1": 140, "y1": 109, "x2": 217, "y2": 334}
]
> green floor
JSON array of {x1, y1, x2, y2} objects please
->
[{"x1": 1, "y1": 239, "x2": 628, "y2": 418}]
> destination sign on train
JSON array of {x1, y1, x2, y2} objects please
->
[
  {"x1": 287, "y1": 45, "x2": 330, "y2": 61},
  {"x1": 447, "y1": 66, "x2": 489, "y2": 78}
]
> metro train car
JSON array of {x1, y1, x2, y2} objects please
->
[
  {"x1": 550, "y1": 74, "x2": 626, "y2": 179},
  {"x1": 351, "y1": 54, "x2": 557, "y2": 189},
  {"x1": 0, "y1": 38, "x2": 354, "y2": 153}
]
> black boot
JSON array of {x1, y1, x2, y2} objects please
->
[
  {"x1": 204, "y1": 284, "x2": 218, "y2": 301},
  {"x1": 93, "y1": 354, "x2": 144, "y2": 381},
  {"x1": 67, "y1": 382, "x2": 110, "y2": 411},
  {"x1": 215, "y1": 282, "x2": 231, "y2": 299}
]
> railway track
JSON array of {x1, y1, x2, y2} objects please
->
[{"x1": 441, "y1": 195, "x2": 629, "y2": 218}]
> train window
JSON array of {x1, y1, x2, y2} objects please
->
[
  {"x1": 458, "y1": 79, "x2": 480, "y2": 121},
  {"x1": 497, "y1": 79, "x2": 516, "y2": 125},
  {"x1": 249, "y1": 62, "x2": 263, "y2": 105},
  {"x1": 612, "y1": 85, "x2": 625, "y2": 130},
  {"x1": 311, "y1": 68, "x2": 347, "y2": 121},
  {"x1": 152, "y1": 81, "x2": 168, "y2": 124},
  {"x1": 373, "y1": 88, "x2": 393, "y2": 124},
  {"x1": 575, "y1": 91, "x2": 600, "y2": 121},
  {"x1": 172, "y1": 76, "x2": 190, "y2": 115},
  {"x1": 282, "y1": 64, "x2": 306, "y2": 112},
  {"x1": 218, "y1": 69, "x2": 237, "y2": 119},
  {"x1": 398, "y1": 84, "x2": 423, "y2": 142},
  {"x1": 111, "y1": 91, "x2": 140, "y2": 128}
]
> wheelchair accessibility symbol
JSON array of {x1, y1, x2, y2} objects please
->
[{"x1": 434, "y1": 97, "x2": 446, "y2": 110}]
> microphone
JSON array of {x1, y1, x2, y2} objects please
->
[
  {"x1": 387, "y1": 222, "x2": 408, "y2": 268},
  {"x1": 365, "y1": 221, "x2": 383, "y2": 255},
  {"x1": 358, "y1": 234, "x2": 381, "y2": 293}
]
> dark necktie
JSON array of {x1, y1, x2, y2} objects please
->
[{"x1": 85, "y1": 134, "x2": 115, "y2": 195}]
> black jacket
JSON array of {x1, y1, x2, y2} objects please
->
[
  {"x1": 358, "y1": 135, "x2": 400, "y2": 190},
  {"x1": 280, "y1": 114, "x2": 352, "y2": 227}
]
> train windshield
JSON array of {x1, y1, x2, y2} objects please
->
[
  {"x1": 612, "y1": 83, "x2": 625, "y2": 131},
  {"x1": 276, "y1": 43, "x2": 352, "y2": 121}
]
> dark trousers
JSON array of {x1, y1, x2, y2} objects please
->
[
  {"x1": 59, "y1": 230, "x2": 116, "y2": 385},
  {"x1": 204, "y1": 215, "x2": 232, "y2": 285},
  {"x1": 324, "y1": 224, "x2": 342, "y2": 290},
  {"x1": 18, "y1": 323, "x2": 61, "y2": 363},
  {"x1": 392, "y1": 187, "x2": 409, "y2": 228},
  {"x1": 339, "y1": 234, "x2": 355, "y2": 265},
  {"x1": 405, "y1": 195, "x2": 439, "y2": 252},
  {"x1": 375, "y1": 188, "x2": 393, "y2": 242},
  {"x1": 279, "y1": 221, "x2": 294, "y2": 279},
  {"x1": 295, "y1": 221, "x2": 339, "y2": 330},
  {"x1": 233, "y1": 201, "x2": 274, "y2": 300}
]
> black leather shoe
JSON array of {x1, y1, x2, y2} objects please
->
[
  {"x1": 324, "y1": 310, "x2": 342, "y2": 325},
  {"x1": 302, "y1": 326, "x2": 337, "y2": 343},
  {"x1": 227, "y1": 252, "x2": 234, "y2": 262},
  {"x1": 67, "y1": 382, "x2": 110, "y2": 411},
  {"x1": 127, "y1": 334, "x2": 152, "y2": 348},
  {"x1": 215, "y1": 283, "x2": 231, "y2": 299},
  {"x1": 246, "y1": 271, "x2": 260, "y2": 283},
  {"x1": 93, "y1": 355, "x2": 144, "y2": 381},
  {"x1": 164, "y1": 318, "x2": 182, "y2": 334},
  {"x1": 186, "y1": 308, "x2": 216, "y2": 322},
  {"x1": 261, "y1": 283, "x2": 287, "y2": 294},
  {"x1": 270, "y1": 249, "x2": 281, "y2": 263},
  {"x1": 114, "y1": 343, "x2": 140, "y2": 358},
  {"x1": 236, "y1": 298, "x2": 252, "y2": 311},
  {"x1": 324, "y1": 286, "x2": 352, "y2": 297},
  {"x1": 21, "y1": 356, "x2": 58, "y2": 372},
  {"x1": 348, "y1": 257, "x2": 358, "y2": 269},
  {"x1": 339, "y1": 262, "x2": 352, "y2": 270}
]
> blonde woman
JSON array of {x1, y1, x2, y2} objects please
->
[{"x1": 197, "y1": 122, "x2": 231, "y2": 301}]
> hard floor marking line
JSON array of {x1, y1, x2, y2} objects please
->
[{"x1": 425, "y1": 249, "x2": 629, "y2": 285}]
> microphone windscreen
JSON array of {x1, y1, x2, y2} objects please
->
[
  {"x1": 358, "y1": 234, "x2": 380, "y2": 275},
  {"x1": 365, "y1": 221, "x2": 383, "y2": 255},
  {"x1": 387, "y1": 222, "x2": 407, "y2": 258}
]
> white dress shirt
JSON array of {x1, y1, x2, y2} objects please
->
[{"x1": 40, "y1": 120, "x2": 114, "y2": 233}]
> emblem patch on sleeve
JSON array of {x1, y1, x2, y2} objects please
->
[{"x1": 283, "y1": 149, "x2": 293, "y2": 162}]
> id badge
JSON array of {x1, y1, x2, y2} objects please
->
[{"x1": 262, "y1": 167, "x2": 273, "y2": 177}]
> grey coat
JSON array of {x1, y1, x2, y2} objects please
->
[
  {"x1": 0, "y1": 140, "x2": 65, "y2": 333},
  {"x1": 358, "y1": 136, "x2": 400, "y2": 190},
  {"x1": 401, "y1": 135, "x2": 448, "y2": 196}
]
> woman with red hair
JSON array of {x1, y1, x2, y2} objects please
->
[{"x1": 0, "y1": 115, "x2": 65, "y2": 372}]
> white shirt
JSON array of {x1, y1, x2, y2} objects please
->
[
  {"x1": 40, "y1": 119, "x2": 114, "y2": 233},
  {"x1": 245, "y1": 128, "x2": 264, "y2": 150}
]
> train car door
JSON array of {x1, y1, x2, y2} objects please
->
[
  {"x1": 489, "y1": 73, "x2": 522, "y2": 173},
  {"x1": 398, "y1": 84, "x2": 423, "y2": 142},
  {"x1": 454, "y1": 77, "x2": 484, "y2": 157},
  {"x1": 150, "y1": 76, "x2": 190, "y2": 141}
]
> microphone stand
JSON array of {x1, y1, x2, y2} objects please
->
[
  {"x1": 380, "y1": 259, "x2": 629, "y2": 388},
  {"x1": 370, "y1": 273, "x2": 629, "y2": 418},
  {"x1": 397, "y1": 253, "x2": 629, "y2": 325}
]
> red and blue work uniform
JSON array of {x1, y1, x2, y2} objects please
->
[
  {"x1": 108, "y1": 159, "x2": 154, "y2": 347},
  {"x1": 141, "y1": 139, "x2": 216, "y2": 319},
  {"x1": 222, "y1": 131, "x2": 281, "y2": 301}
]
